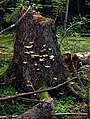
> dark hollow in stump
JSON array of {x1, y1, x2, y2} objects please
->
[{"x1": 13, "y1": 12, "x2": 68, "y2": 96}]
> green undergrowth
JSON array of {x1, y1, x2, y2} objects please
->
[
  {"x1": 0, "y1": 86, "x2": 33, "y2": 116},
  {"x1": 0, "y1": 31, "x2": 15, "y2": 77},
  {"x1": 0, "y1": 104, "x2": 27, "y2": 116},
  {"x1": 0, "y1": 30, "x2": 90, "y2": 117},
  {"x1": 57, "y1": 28, "x2": 90, "y2": 54},
  {"x1": 54, "y1": 95, "x2": 87, "y2": 113},
  {"x1": 0, "y1": 86, "x2": 18, "y2": 97}
]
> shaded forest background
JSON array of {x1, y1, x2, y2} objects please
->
[{"x1": 0, "y1": 0, "x2": 90, "y2": 30}]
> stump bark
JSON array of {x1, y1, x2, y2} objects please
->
[{"x1": 13, "y1": 12, "x2": 68, "y2": 96}]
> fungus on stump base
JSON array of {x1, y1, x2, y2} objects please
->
[{"x1": 13, "y1": 12, "x2": 68, "y2": 97}]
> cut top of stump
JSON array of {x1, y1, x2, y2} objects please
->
[{"x1": 32, "y1": 12, "x2": 53, "y2": 25}]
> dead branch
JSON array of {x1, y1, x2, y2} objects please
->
[
  {"x1": 0, "y1": 77, "x2": 77, "y2": 101},
  {"x1": 52, "y1": 113, "x2": 88, "y2": 116},
  {"x1": 0, "y1": 5, "x2": 31, "y2": 34},
  {"x1": 0, "y1": 0, "x2": 6, "y2": 5},
  {"x1": 0, "y1": 115, "x2": 18, "y2": 119}
]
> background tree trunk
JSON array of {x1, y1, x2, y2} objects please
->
[{"x1": 13, "y1": 12, "x2": 68, "y2": 96}]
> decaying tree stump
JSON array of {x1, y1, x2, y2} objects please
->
[{"x1": 13, "y1": 12, "x2": 68, "y2": 96}]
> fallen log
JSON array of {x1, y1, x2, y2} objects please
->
[{"x1": 15, "y1": 102, "x2": 52, "y2": 119}]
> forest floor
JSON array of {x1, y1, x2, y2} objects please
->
[{"x1": 0, "y1": 30, "x2": 90, "y2": 118}]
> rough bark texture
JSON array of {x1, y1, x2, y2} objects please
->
[
  {"x1": 7, "y1": 102, "x2": 52, "y2": 119},
  {"x1": 13, "y1": 12, "x2": 67, "y2": 95},
  {"x1": 17, "y1": 102, "x2": 52, "y2": 119}
]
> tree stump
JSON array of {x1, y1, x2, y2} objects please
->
[{"x1": 13, "y1": 12, "x2": 68, "y2": 96}]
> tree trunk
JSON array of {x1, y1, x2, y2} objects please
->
[{"x1": 13, "y1": 12, "x2": 68, "y2": 96}]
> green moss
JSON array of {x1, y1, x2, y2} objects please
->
[
  {"x1": 36, "y1": 80, "x2": 50, "y2": 100},
  {"x1": 37, "y1": 91, "x2": 50, "y2": 100}
]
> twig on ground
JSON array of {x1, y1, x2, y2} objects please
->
[
  {"x1": 0, "y1": 115, "x2": 18, "y2": 118},
  {"x1": 0, "y1": 77, "x2": 77, "y2": 101},
  {"x1": 52, "y1": 113, "x2": 88, "y2": 116}
]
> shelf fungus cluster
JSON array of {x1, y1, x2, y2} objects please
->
[{"x1": 23, "y1": 42, "x2": 56, "y2": 71}]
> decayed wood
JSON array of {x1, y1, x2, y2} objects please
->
[
  {"x1": 13, "y1": 12, "x2": 68, "y2": 95},
  {"x1": 15, "y1": 102, "x2": 52, "y2": 119}
]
